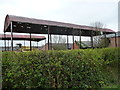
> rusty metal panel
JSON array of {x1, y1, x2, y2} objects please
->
[
  {"x1": 4, "y1": 14, "x2": 115, "y2": 34},
  {"x1": 1, "y1": 34, "x2": 46, "y2": 41}
]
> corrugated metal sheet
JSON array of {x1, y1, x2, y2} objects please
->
[
  {"x1": 4, "y1": 14, "x2": 115, "y2": 33},
  {"x1": 1, "y1": 34, "x2": 46, "y2": 41},
  {"x1": 106, "y1": 32, "x2": 120, "y2": 38}
]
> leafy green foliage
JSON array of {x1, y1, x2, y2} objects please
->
[
  {"x1": 2, "y1": 48, "x2": 119, "y2": 88},
  {"x1": 101, "y1": 48, "x2": 120, "y2": 88}
]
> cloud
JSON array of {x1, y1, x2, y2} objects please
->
[
  {"x1": 0, "y1": 0, "x2": 119, "y2": 46},
  {"x1": 0, "y1": 0, "x2": 118, "y2": 33}
]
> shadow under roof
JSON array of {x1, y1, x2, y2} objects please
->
[{"x1": 4, "y1": 14, "x2": 115, "y2": 36}]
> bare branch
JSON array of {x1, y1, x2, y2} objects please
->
[{"x1": 90, "y1": 21, "x2": 107, "y2": 48}]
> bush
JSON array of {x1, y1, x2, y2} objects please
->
[
  {"x1": 2, "y1": 48, "x2": 119, "y2": 88},
  {"x1": 100, "y1": 48, "x2": 120, "y2": 88}
]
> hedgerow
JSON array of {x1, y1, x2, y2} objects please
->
[{"x1": 2, "y1": 48, "x2": 119, "y2": 88}]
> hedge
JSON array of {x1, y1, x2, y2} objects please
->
[{"x1": 2, "y1": 48, "x2": 119, "y2": 88}]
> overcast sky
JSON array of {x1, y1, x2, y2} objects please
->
[{"x1": 0, "y1": 0, "x2": 119, "y2": 46}]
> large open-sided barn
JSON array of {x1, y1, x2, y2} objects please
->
[{"x1": 3, "y1": 14, "x2": 116, "y2": 51}]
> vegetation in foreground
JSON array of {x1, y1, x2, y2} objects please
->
[{"x1": 2, "y1": 48, "x2": 120, "y2": 88}]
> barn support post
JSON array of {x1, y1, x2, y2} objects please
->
[
  {"x1": 48, "y1": 26, "x2": 50, "y2": 50},
  {"x1": 91, "y1": 30, "x2": 93, "y2": 48},
  {"x1": 30, "y1": 33, "x2": 32, "y2": 51},
  {"x1": 45, "y1": 39, "x2": 46, "y2": 50},
  {"x1": 100, "y1": 31, "x2": 103, "y2": 48},
  {"x1": 115, "y1": 32, "x2": 117, "y2": 47},
  {"x1": 4, "y1": 32, "x2": 6, "y2": 51},
  {"x1": 104, "y1": 32, "x2": 107, "y2": 48},
  {"x1": 50, "y1": 34, "x2": 52, "y2": 50},
  {"x1": 67, "y1": 35, "x2": 69, "y2": 49},
  {"x1": 10, "y1": 22, "x2": 13, "y2": 51},
  {"x1": 79, "y1": 30, "x2": 81, "y2": 49},
  {"x1": 72, "y1": 28, "x2": 74, "y2": 49}
]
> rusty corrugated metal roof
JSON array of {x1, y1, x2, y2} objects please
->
[
  {"x1": 1, "y1": 34, "x2": 46, "y2": 41},
  {"x1": 4, "y1": 14, "x2": 115, "y2": 34}
]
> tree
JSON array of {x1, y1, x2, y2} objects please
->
[
  {"x1": 90, "y1": 22, "x2": 109, "y2": 48},
  {"x1": 52, "y1": 35, "x2": 66, "y2": 50},
  {"x1": 53, "y1": 35, "x2": 66, "y2": 44}
]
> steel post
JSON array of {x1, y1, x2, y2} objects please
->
[
  {"x1": 4, "y1": 32, "x2": 6, "y2": 51},
  {"x1": 67, "y1": 35, "x2": 69, "y2": 49},
  {"x1": 10, "y1": 22, "x2": 13, "y2": 51},
  {"x1": 91, "y1": 31, "x2": 93, "y2": 48},
  {"x1": 8, "y1": 40, "x2": 9, "y2": 51},
  {"x1": 115, "y1": 32, "x2": 117, "y2": 47},
  {"x1": 50, "y1": 34, "x2": 52, "y2": 50},
  {"x1": 79, "y1": 30, "x2": 81, "y2": 49},
  {"x1": 72, "y1": 28, "x2": 74, "y2": 49},
  {"x1": 30, "y1": 33, "x2": 32, "y2": 51},
  {"x1": 48, "y1": 26, "x2": 50, "y2": 50}
]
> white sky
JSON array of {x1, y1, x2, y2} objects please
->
[{"x1": 0, "y1": 0, "x2": 119, "y2": 46}]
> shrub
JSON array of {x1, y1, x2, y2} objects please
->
[
  {"x1": 101, "y1": 48, "x2": 120, "y2": 87},
  {"x1": 2, "y1": 48, "x2": 119, "y2": 88}
]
